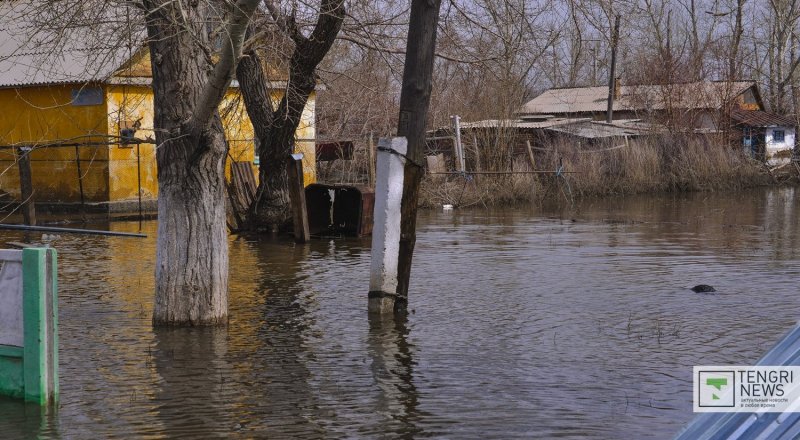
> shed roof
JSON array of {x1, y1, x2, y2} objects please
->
[
  {"x1": 457, "y1": 118, "x2": 591, "y2": 130},
  {"x1": 0, "y1": 1, "x2": 143, "y2": 88},
  {"x1": 429, "y1": 118, "x2": 590, "y2": 136},
  {"x1": 730, "y1": 109, "x2": 796, "y2": 127},
  {"x1": 521, "y1": 81, "x2": 759, "y2": 116},
  {"x1": 0, "y1": 1, "x2": 292, "y2": 90},
  {"x1": 545, "y1": 120, "x2": 663, "y2": 139}
]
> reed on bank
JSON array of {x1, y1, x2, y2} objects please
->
[{"x1": 418, "y1": 134, "x2": 775, "y2": 208}]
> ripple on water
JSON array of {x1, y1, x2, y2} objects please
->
[{"x1": 0, "y1": 188, "x2": 799, "y2": 438}]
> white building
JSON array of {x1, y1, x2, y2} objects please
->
[{"x1": 732, "y1": 110, "x2": 797, "y2": 165}]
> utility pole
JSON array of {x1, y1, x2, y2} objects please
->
[
  {"x1": 369, "y1": 0, "x2": 442, "y2": 314},
  {"x1": 606, "y1": 14, "x2": 621, "y2": 124}
]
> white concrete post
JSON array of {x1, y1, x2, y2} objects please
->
[{"x1": 368, "y1": 137, "x2": 407, "y2": 314}]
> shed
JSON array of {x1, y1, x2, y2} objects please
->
[
  {"x1": 730, "y1": 110, "x2": 797, "y2": 165},
  {"x1": 520, "y1": 81, "x2": 764, "y2": 131},
  {"x1": 544, "y1": 119, "x2": 663, "y2": 144},
  {"x1": 425, "y1": 117, "x2": 588, "y2": 170},
  {"x1": 0, "y1": 1, "x2": 317, "y2": 214}
]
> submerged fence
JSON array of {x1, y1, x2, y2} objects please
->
[{"x1": 0, "y1": 247, "x2": 58, "y2": 405}]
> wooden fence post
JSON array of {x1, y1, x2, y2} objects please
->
[
  {"x1": 74, "y1": 146, "x2": 85, "y2": 215},
  {"x1": 287, "y1": 153, "x2": 310, "y2": 243},
  {"x1": 16, "y1": 147, "x2": 36, "y2": 226},
  {"x1": 526, "y1": 140, "x2": 537, "y2": 170}
]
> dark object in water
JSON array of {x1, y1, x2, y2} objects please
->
[
  {"x1": 305, "y1": 184, "x2": 374, "y2": 237},
  {"x1": 691, "y1": 284, "x2": 716, "y2": 293}
]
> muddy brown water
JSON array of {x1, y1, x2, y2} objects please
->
[{"x1": 1, "y1": 187, "x2": 800, "y2": 439}]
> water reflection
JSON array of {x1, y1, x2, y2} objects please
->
[
  {"x1": 367, "y1": 313, "x2": 422, "y2": 439},
  {"x1": 153, "y1": 327, "x2": 235, "y2": 437},
  {"x1": 247, "y1": 239, "x2": 325, "y2": 438},
  {"x1": 1, "y1": 187, "x2": 800, "y2": 438},
  {"x1": 0, "y1": 398, "x2": 60, "y2": 439}
]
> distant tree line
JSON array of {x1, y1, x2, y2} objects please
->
[{"x1": 318, "y1": 0, "x2": 800, "y2": 145}]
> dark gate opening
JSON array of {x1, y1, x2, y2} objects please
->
[{"x1": 305, "y1": 184, "x2": 374, "y2": 237}]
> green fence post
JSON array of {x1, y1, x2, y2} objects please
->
[{"x1": 21, "y1": 248, "x2": 58, "y2": 405}]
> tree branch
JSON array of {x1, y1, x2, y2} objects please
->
[
  {"x1": 191, "y1": 0, "x2": 261, "y2": 134},
  {"x1": 336, "y1": 34, "x2": 499, "y2": 64}
]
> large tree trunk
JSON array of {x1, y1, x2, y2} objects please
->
[
  {"x1": 236, "y1": 41, "x2": 279, "y2": 230},
  {"x1": 144, "y1": 0, "x2": 258, "y2": 325},
  {"x1": 153, "y1": 123, "x2": 230, "y2": 325},
  {"x1": 251, "y1": 63, "x2": 318, "y2": 230}
]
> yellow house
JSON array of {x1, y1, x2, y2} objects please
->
[{"x1": 0, "y1": 28, "x2": 316, "y2": 214}]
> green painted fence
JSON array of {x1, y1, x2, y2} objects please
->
[{"x1": 0, "y1": 247, "x2": 58, "y2": 405}]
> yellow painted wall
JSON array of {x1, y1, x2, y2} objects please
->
[
  {"x1": 219, "y1": 89, "x2": 317, "y2": 185},
  {"x1": 294, "y1": 91, "x2": 317, "y2": 186},
  {"x1": 105, "y1": 85, "x2": 157, "y2": 202},
  {"x1": 0, "y1": 85, "x2": 110, "y2": 202},
  {"x1": 0, "y1": 80, "x2": 317, "y2": 206},
  {"x1": 106, "y1": 85, "x2": 317, "y2": 203}
]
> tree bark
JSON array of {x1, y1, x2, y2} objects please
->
[
  {"x1": 144, "y1": 0, "x2": 259, "y2": 325},
  {"x1": 235, "y1": 38, "x2": 277, "y2": 229},
  {"x1": 154, "y1": 124, "x2": 230, "y2": 325}
]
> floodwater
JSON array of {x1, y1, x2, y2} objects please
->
[{"x1": 2, "y1": 187, "x2": 800, "y2": 439}]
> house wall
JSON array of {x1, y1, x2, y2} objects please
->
[
  {"x1": 105, "y1": 84, "x2": 317, "y2": 203},
  {"x1": 765, "y1": 126, "x2": 795, "y2": 165},
  {"x1": 105, "y1": 85, "x2": 157, "y2": 203},
  {"x1": 0, "y1": 83, "x2": 317, "y2": 208},
  {"x1": 0, "y1": 85, "x2": 111, "y2": 203}
]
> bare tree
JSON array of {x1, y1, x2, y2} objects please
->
[
  {"x1": 763, "y1": 0, "x2": 800, "y2": 113},
  {"x1": 236, "y1": 0, "x2": 345, "y2": 231},
  {"x1": 142, "y1": 0, "x2": 260, "y2": 325}
]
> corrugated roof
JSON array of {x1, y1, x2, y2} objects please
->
[
  {"x1": 675, "y1": 322, "x2": 800, "y2": 439},
  {"x1": 429, "y1": 118, "x2": 590, "y2": 135},
  {"x1": 521, "y1": 81, "x2": 758, "y2": 115},
  {"x1": 546, "y1": 120, "x2": 663, "y2": 139},
  {"x1": 730, "y1": 109, "x2": 796, "y2": 127},
  {"x1": 458, "y1": 118, "x2": 591, "y2": 129},
  {"x1": 0, "y1": 1, "x2": 143, "y2": 88}
]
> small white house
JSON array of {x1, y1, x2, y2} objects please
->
[{"x1": 732, "y1": 110, "x2": 796, "y2": 165}]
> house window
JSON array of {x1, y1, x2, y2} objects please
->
[
  {"x1": 71, "y1": 87, "x2": 104, "y2": 106},
  {"x1": 743, "y1": 127, "x2": 752, "y2": 147},
  {"x1": 774, "y1": 130, "x2": 785, "y2": 143}
]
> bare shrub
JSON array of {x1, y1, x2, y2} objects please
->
[{"x1": 418, "y1": 133, "x2": 770, "y2": 208}]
